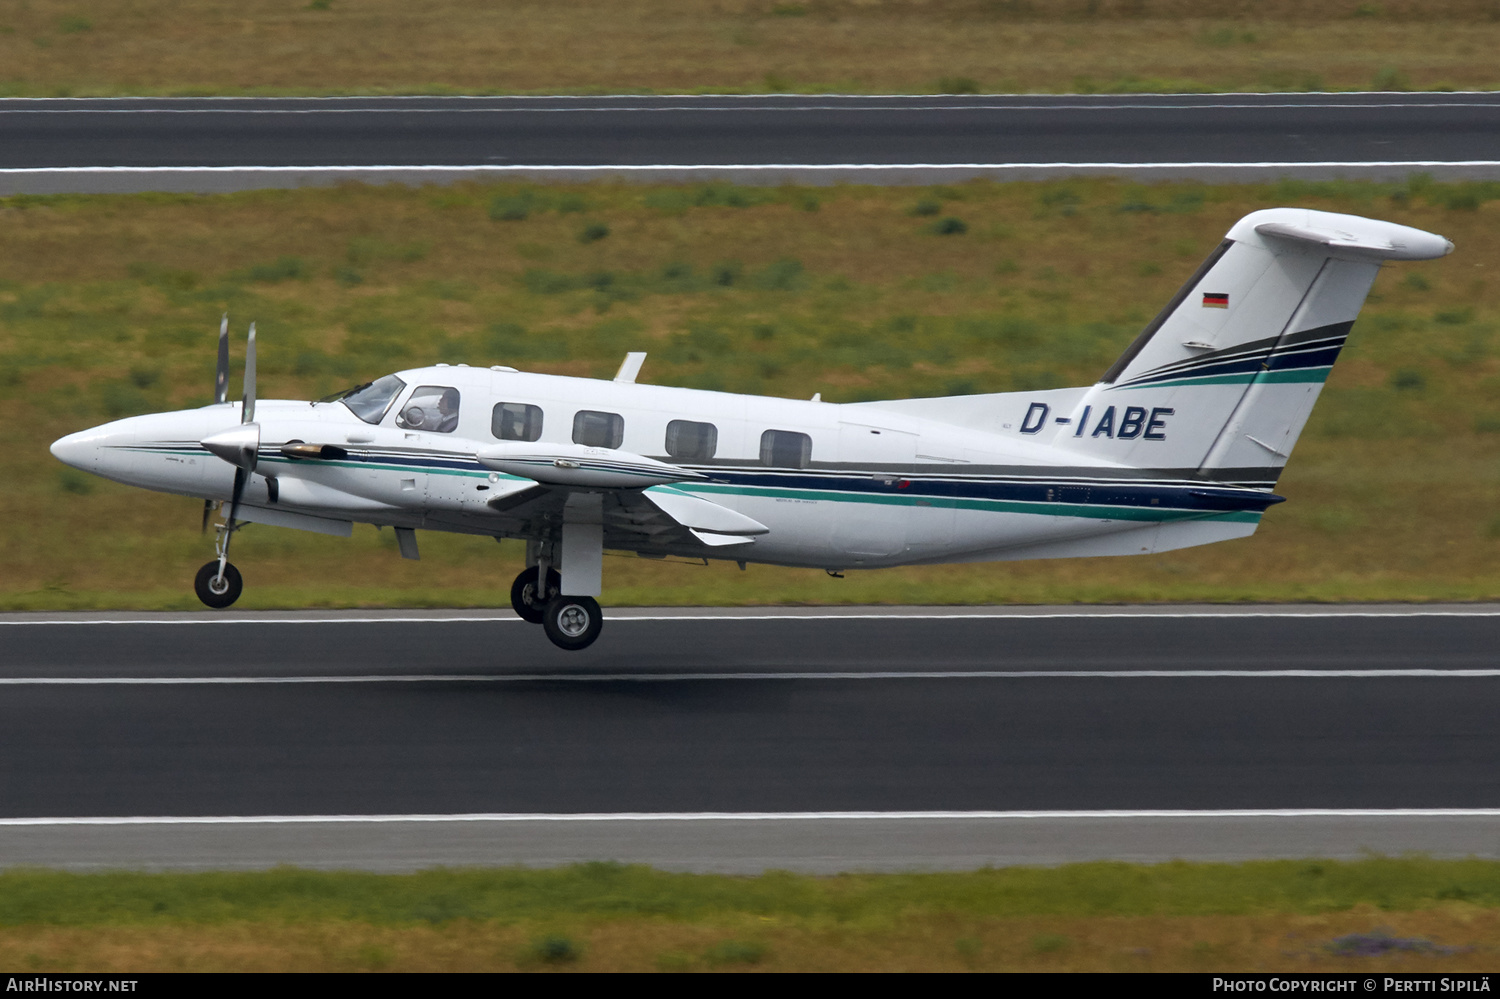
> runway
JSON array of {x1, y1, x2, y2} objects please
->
[
  {"x1": 1, "y1": 605, "x2": 1498, "y2": 871},
  {"x1": 3, "y1": 93, "x2": 1499, "y2": 193}
]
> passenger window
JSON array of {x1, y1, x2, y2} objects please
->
[
  {"x1": 492, "y1": 402, "x2": 543, "y2": 442},
  {"x1": 396, "y1": 386, "x2": 461, "y2": 433},
  {"x1": 760, "y1": 429, "x2": 812, "y2": 468},
  {"x1": 665, "y1": 420, "x2": 717, "y2": 461},
  {"x1": 572, "y1": 410, "x2": 624, "y2": 449}
]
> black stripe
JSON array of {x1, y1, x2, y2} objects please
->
[{"x1": 1119, "y1": 320, "x2": 1354, "y2": 386}]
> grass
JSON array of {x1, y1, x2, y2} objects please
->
[
  {"x1": 3, "y1": 1, "x2": 1500, "y2": 96},
  {"x1": 3, "y1": 176, "x2": 1499, "y2": 609},
  {"x1": 2, "y1": 860, "x2": 1500, "y2": 971}
]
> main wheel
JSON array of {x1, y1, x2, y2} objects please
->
[
  {"x1": 194, "y1": 561, "x2": 243, "y2": 609},
  {"x1": 541, "y1": 595, "x2": 603, "y2": 651},
  {"x1": 510, "y1": 566, "x2": 562, "y2": 624}
]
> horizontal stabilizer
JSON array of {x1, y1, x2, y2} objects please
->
[{"x1": 1252, "y1": 219, "x2": 1453, "y2": 261}]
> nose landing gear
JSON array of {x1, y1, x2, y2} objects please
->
[
  {"x1": 195, "y1": 516, "x2": 244, "y2": 609},
  {"x1": 194, "y1": 560, "x2": 242, "y2": 608}
]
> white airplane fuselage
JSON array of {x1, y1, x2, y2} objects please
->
[{"x1": 51, "y1": 366, "x2": 1271, "y2": 574}]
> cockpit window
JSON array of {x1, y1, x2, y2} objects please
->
[
  {"x1": 334, "y1": 374, "x2": 406, "y2": 425},
  {"x1": 397, "y1": 385, "x2": 461, "y2": 433}
]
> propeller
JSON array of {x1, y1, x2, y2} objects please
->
[
  {"x1": 200, "y1": 322, "x2": 261, "y2": 578},
  {"x1": 214, "y1": 313, "x2": 229, "y2": 405},
  {"x1": 204, "y1": 314, "x2": 231, "y2": 531}
]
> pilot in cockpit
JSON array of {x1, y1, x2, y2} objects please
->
[
  {"x1": 435, "y1": 388, "x2": 460, "y2": 433},
  {"x1": 397, "y1": 385, "x2": 461, "y2": 433}
]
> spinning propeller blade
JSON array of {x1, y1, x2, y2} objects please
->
[
  {"x1": 242, "y1": 322, "x2": 256, "y2": 425},
  {"x1": 200, "y1": 322, "x2": 261, "y2": 543},
  {"x1": 214, "y1": 314, "x2": 229, "y2": 405}
]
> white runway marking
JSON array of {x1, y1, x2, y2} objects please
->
[
  {"x1": 0, "y1": 101, "x2": 1497, "y2": 114},
  {"x1": 2, "y1": 809, "x2": 1498, "y2": 826},
  {"x1": 0, "y1": 669, "x2": 1495, "y2": 685},
  {"x1": 3, "y1": 161, "x2": 1499, "y2": 176}
]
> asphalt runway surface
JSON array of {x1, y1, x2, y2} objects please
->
[
  {"x1": 1, "y1": 605, "x2": 1498, "y2": 871},
  {"x1": 4, "y1": 92, "x2": 1500, "y2": 192}
]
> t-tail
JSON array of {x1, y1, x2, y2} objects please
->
[{"x1": 1032, "y1": 208, "x2": 1453, "y2": 488}]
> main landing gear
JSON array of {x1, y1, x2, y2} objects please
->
[
  {"x1": 510, "y1": 566, "x2": 602, "y2": 651},
  {"x1": 509, "y1": 565, "x2": 561, "y2": 623}
]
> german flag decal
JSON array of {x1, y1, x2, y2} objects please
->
[{"x1": 1202, "y1": 292, "x2": 1230, "y2": 309}]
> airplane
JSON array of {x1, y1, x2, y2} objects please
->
[{"x1": 50, "y1": 207, "x2": 1452, "y2": 650}]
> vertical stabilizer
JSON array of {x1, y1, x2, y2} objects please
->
[{"x1": 1050, "y1": 208, "x2": 1452, "y2": 486}]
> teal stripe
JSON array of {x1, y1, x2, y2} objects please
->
[
  {"x1": 678, "y1": 482, "x2": 1261, "y2": 525},
  {"x1": 1117, "y1": 368, "x2": 1330, "y2": 390},
  {"x1": 132, "y1": 447, "x2": 1261, "y2": 525}
]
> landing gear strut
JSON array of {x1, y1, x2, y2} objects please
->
[
  {"x1": 510, "y1": 566, "x2": 561, "y2": 623},
  {"x1": 541, "y1": 594, "x2": 603, "y2": 651},
  {"x1": 195, "y1": 512, "x2": 244, "y2": 608}
]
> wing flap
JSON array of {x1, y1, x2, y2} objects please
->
[{"x1": 643, "y1": 488, "x2": 769, "y2": 536}]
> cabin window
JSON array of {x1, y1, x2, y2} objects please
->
[
  {"x1": 760, "y1": 429, "x2": 812, "y2": 468},
  {"x1": 335, "y1": 374, "x2": 406, "y2": 425},
  {"x1": 492, "y1": 402, "x2": 543, "y2": 442},
  {"x1": 572, "y1": 410, "x2": 624, "y2": 449},
  {"x1": 396, "y1": 385, "x2": 461, "y2": 433},
  {"x1": 665, "y1": 420, "x2": 717, "y2": 461}
]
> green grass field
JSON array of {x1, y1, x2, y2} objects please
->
[
  {"x1": 4, "y1": 176, "x2": 1498, "y2": 609},
  {"x1": 4, "y1": 0, "x2": 1500, "y2": 97},
  {"x1": 1, "y1": 859, "x2": 1499, "y2": 971}
]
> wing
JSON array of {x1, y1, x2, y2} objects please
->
[{"x1": 485, "y1": 481, "x2": 767, "y2": 553}]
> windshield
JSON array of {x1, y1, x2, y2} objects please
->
[{"x1": 330, "y1": 374, "x2": 406, "y2": 425}]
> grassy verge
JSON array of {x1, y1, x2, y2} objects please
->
[
  {"x1": 5, "y1": 176, "x2": 1499, "y2": 609},
  {"x1": 3, "y1": 1, "x2": 1500, "y2": 97},
  {"x1": 2, "y1": 860, "x2": 1499, "y2": 971}
]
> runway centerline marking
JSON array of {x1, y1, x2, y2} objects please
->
[
  {"x1": 1, "y1": 669, "x2": 1497, "y2": 685},
  {"x1": 2, "y1": 809, "x2": 1500, "y2": 826}
]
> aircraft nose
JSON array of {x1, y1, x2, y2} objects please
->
[{"x1": 50, "y1": 429, "x2": 98, "y2": 471}]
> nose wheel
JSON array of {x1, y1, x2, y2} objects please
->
[
  {"x1": 194, "y1": 560, "x2": 243, "y2": 609},
  {"x1": 510, "y1": 566, "x2": 562, "y2": 623},
  {"x1": 542, "y1": 595, "x2": 603, "y2": 651}
]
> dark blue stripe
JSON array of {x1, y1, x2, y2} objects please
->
[
  {"x1": 135, "y1": 444, "x2": 1279, "y2": 513},
  {"x1": 710, "y1": 469, "x2": 1283, "y2": 514},
  {"x1": 1121, "y1": 320, "x2": 1355, "y2": 387},
  {"x1": 1123, "y1": 338, "x2": 1345, "y2": 386}
]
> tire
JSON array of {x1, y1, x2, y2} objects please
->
[
  {"x1": 194, "y1": 561, "x2": 243, "y2": 609},
  {"x1": 510, "y1": 566, "x2": 562, "y2": 624},
  {"x1": 541, "y1": 595, "x2": 603, "y2": 651}
]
